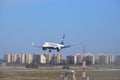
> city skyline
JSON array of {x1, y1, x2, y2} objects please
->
[
  {"x1": 4, "y1": 52, "x2": 120, "y2": 65},
  {"x1": 0, "y1": 0, "x2": 120, "y2": 59},
  {"x1": 1, "y1": 51, "x2": 120, "y2": 59}
]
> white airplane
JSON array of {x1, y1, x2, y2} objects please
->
[{"x1": 32, "y1": 35, "x2": 71, "y2": 52}]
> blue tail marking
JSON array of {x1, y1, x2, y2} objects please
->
[{"x1": 60, "y1": 34, "x2": 65, "y2": 45}]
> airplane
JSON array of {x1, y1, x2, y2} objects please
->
[{"x1": 32, "y1": 35, "x2": 71, "y2": 52}]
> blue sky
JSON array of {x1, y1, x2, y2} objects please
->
[{"x1": 0, "y1": 0, "x2": 120, "y2": 59}]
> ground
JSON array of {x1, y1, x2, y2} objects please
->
[
  {"x1": 0, "y1": 66, "x2": 120, "y2": 80},
  {"x1": 0, "y1": 70, "x2": 120, "y2": 80}
]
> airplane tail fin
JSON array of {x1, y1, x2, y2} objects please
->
[{"x1": 60, "y1": 34, "x2": 65, "y2": 45}]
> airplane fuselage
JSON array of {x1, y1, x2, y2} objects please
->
[{"x1": 42, "y1": 42, "x2": 64, "y2": 52}]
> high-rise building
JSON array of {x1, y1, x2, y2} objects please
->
[
  {"x1": 94, "y1": 54, "x2": 100, "y2": 64},
  {"x1": 4, "y1": 53, "x2": 12, "y2": 63},
  {"x1": 108, "y1": 54, "x2": 115, "y2": 64},
  {"x1": 99, "y1": 54, "x2": 109, "y2": 64},
  {"x1": 67, "y1": 54, "x2": 77, "y2": 64},
  {"x1": 76, "y1": 54, "x2": 82, "y2": 64},
  {"x1": 5, "y1": 53, "x2": 22, "y2": 63},
  {"x1": 25, "y1": 54, "x2": 33, "y2": 64},
  {"x1": 11, "y1": 53, "x2": 18, "y2": 63},
  {"x1": 44, "y1": 53, "x2": 51, "y2": 64},
  {"x1": 40, "y1": 54, "x2": 46, "y2": 64},
  {"x1": 10, "y1": 53, "x2": 22, "y2": 63},
  {"x1": 21, "y1": 54, "x2": 26, "y2": 63},
  {"x1": 86, "y1": 54, "x2": 95, "y2": 65},
  {"x1": 16, "y1": 54, "x2": 21, "y2": 63},
  {"x1": 51, "y1": 53, "x2": 63, "y2": 64},
  {"x1": 115, "y1": 55, "x2": 120, "y2": 65},
  {"x1": 33, "y1": 53, "x2": 46, "y2": 64}
]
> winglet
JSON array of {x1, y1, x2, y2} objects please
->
[{"x1": 32, "y1": 42, "x2": 35, "y2": 47}]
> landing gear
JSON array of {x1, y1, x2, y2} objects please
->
[
  {"x1": 49, "y1": 49, "x2": 52, "y2": 52},
  {"x1": 57, "y1": 49, "x2": 60, "y2": 52}
]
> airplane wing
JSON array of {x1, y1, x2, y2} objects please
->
[
  {"x1": 63, "y1": 45, "x2": 71, "y2": 48},
  {"x1": 63, "y1": 42, "x2": 82, "y2": 48},
  {"x1": 32, "y1": 42, "x2": 42, "y2": 48}
]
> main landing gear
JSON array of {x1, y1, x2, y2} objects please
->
[{"x1": 49, "y1": 49, "x2": 52, "y2": 52}]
